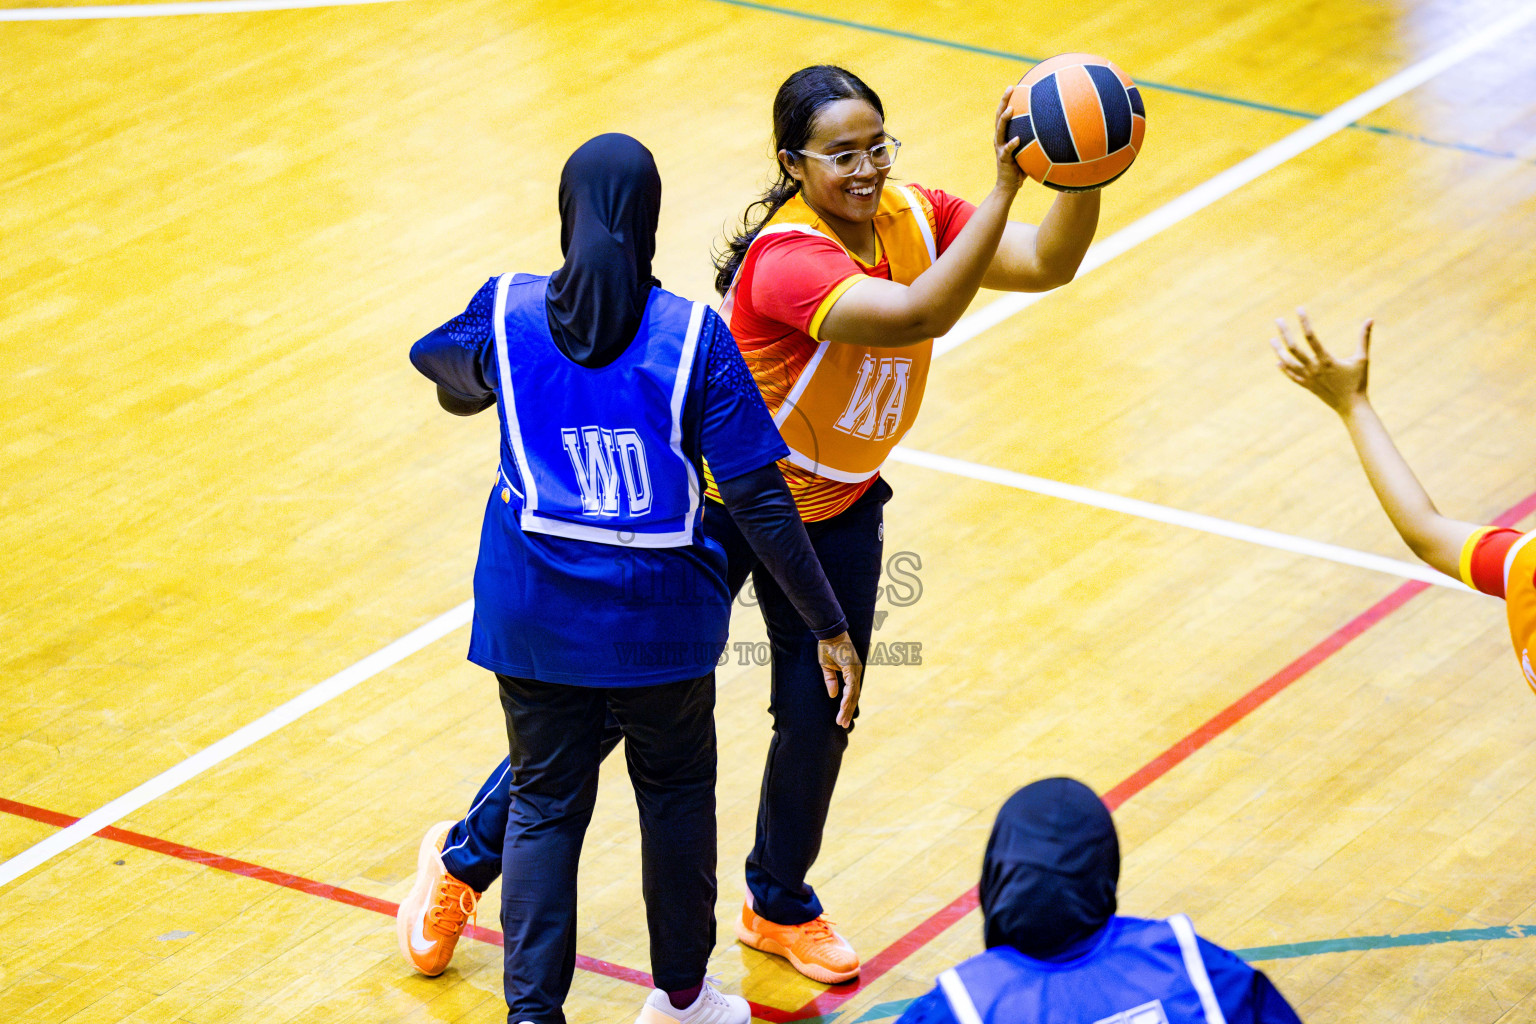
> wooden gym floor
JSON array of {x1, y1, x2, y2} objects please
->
[{"x1": 5, "y1": 0, "x2": 1536, "y2": 1020}]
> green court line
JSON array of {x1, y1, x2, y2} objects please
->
[
  {"x1": 1352, "y1": 123, "x2": 1531, "y2": 163},
  {"x1": 703, "y1": 0, "x2": 1530, "y2": 165},
  {"x1": 852, "y1": 1000, "x2": 920, "y2": 1022},
  {"x1": 1233, "y1": 923, "x2": 1536, "y2": 961},
  {"x1": 705, "y1": 0, "x2": 1318, "y2": 120},
  {"x1": 833, "y1": 925, "x2": 1536, "y2": 1022}
]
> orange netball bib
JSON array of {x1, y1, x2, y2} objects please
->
[
  {"x1": 725, "y1": 186, "x2": 936, "y2": 483},
  {"x1": 1502, "y1": 533, "x2": 1536, "y2": 694}
]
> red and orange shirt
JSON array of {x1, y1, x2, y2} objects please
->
[
  {"x1": 1461, "y1": 527, "x2": 1523, "y2": 598},
  {"x1": 709, "y1": 183, "x2": 975, "y2": 522},
  {"x1": 1460, "y1": 526, "x2": 1536, "y2": 693}
]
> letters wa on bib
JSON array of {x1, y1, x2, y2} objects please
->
[{"x1": 710, "y1": 182, "x2": 974, "y2": 521}]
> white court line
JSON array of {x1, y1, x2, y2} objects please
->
[
  {"x1": 0, "y1": 601, "x2": 472, "y2": 890},
  {"x1": 934, "y1": 1, "x2": 1536, "y2": 358},
  {"x1": 2, "y1": 6, "x2": 1530, "y2": 889},
  {"x1": 0, "y1": 0, "x2": 408, "y2": 21},
  {"x1": 888, "y1": 447, "x2": 1469, "y2": 591}
]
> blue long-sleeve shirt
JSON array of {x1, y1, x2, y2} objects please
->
[{"x1": 410, "y1": 278, "x2": 844, "y2": 684}]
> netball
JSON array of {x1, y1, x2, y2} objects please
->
[
  {"x1": 1005, "y1": 53, "x2": 1146, "y2": 192},
  {"x1": 16, "y1": 0, "x2": 1536, "y2": 1018}
]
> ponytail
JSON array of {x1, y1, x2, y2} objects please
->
[{"x1": 713, "y1": 65, "x2": 884, "y2": 296}]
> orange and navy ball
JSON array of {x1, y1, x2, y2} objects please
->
[{"x1": 1006, "y1": 53, "x2": 1145, "y2": 192}]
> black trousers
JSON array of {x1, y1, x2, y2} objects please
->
[
  {"x1": 497, "y1": 672, "x2": 717, "y2": 1024},
  {"x1": 707, "y1": 476, "x2": 890, "y2": 925}
]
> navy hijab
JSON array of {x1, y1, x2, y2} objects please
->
[
  {"x1": 979, "y1": 777, "x2": 1120, "y2": 959},
  {"x1": 545, "y1": 133, "x2": 663, "y2": 369}
]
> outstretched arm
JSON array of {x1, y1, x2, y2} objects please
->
[
  {"x1": 980, "y1": 189, "x2": 1100, "y2": 292},
  {"x1": 1270, "y1": 310, "x2": 1480, "y2": 579}
]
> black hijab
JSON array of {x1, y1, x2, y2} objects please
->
[
  {"x1": 544, "y1": 133, "x2": 662, "y2": 369},
  {"x1": 979, "y1": 777, "x2": 1120, "y2": 959}
]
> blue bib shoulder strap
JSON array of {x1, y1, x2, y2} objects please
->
[
  {"x1": 487, "y1": 272, "x2": 707, "y2": 548},
  {"x1": 937, "y1": 966, "x2": 985, "y2": 1024},
  {"x1": 1167, "y1": 914, "x2": 1226, "y2": 1024},
  {"x1": 941, "y1": 917, "x2": 1229, "y2": 1024}
]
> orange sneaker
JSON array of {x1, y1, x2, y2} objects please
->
[
  {"x1": 733, "y1": 900, "x2": 859, "y2": 984},
  {"x1": 396, "y1": 820, "x2": 481, "y2": 976}
]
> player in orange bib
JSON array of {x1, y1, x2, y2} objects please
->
[
  {"x1": 1270, "y1": 311, "x2": 1536, "y2": 691},
  {"x1": 709, "y1": 65, "x2": 1105, "y2": 981},
  {"x1": 393, "y1": 65, "x2": 1109, "y2": 998}
]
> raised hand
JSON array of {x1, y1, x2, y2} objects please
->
[
  {"x1": 993, "y1": 87, "x2": 1025, "y2": 194},
  {"x1": 1265, "y1": 308, "x2": 1478, "y2": 580},
  {"x1": 1270, "y1": 308, "x2": 1373, "y2": 414}
]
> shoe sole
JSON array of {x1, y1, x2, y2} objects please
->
[
  {"x1": 733, "y1": 916, "x2": 859, "y2": 984},
  {"x1": 395, "y1": 820, "x2": 457, "y2": 977}
]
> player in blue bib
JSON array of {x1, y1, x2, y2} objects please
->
[
  {"x1": 404, "y1": 134, "x2": 861, "y2": 1024},
  {"x1": 468, "y1": 271, "x2": 728, "y2": 681},
  {"x1": 897, "y1": 778, "x2": 1302, "y2": 1024}
]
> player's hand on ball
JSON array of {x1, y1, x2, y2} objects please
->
[
  {"x1": 818, "y1": 631, "x2": 862, "y2": 730},
  {"x1": 1271, "y1": 309, "x2": 1373, "y2": 414},
  {"x1": 993, "y1": 87, "x2": 1025, "y2": 193}
]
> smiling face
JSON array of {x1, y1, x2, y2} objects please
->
[{"x1": 780, "y1": 98, "x2": 888, "y2": 230}]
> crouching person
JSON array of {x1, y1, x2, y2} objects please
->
[{"x1": 898, "y1": 778, "x2": 1302, "y2": 1024}]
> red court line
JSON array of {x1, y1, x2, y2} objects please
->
[
  {"x1": 6, "y1": 490, "x2": 1534, "y2": 1022},
  {"x1": 1102, "y1": 578, "x2": 1429, "y2": 812},
  {"x1": 778, "y1": 488, "x2": 1536, "y2": 1021},
  {"x1": 0, "y1": 796, "x2": 653, "y2": 990}
]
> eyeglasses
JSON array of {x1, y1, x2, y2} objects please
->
[{"x1": 795, "y1": 138, "x2": 901, "y2": 177}]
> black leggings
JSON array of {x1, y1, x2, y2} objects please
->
[
  {"x1": 440, "y1": 476, "x2": 893, "y2": 999},
  {"x1": 496, "y1": 673, "x2": 716, "y2": 1024},
  {"x1": 708, "y1": 476, "x2": 891, "y2": 924}
]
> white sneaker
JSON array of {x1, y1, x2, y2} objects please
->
[{"x1": 635, "y1": 982, "x2": 750, "y2": 1024}]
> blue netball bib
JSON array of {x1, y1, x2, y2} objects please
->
[
  {"x1": 939, "y1": 917, "x2": 1228, "y2": 1024},
  {"x1": 491, "y1": 272, "x2": 704, "y2": 547}
]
